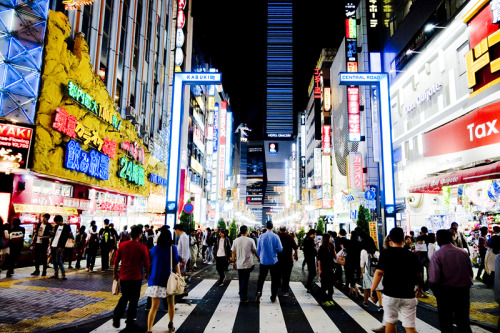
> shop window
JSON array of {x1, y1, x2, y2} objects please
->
[{"x1": 32, "y1": 179, "x2": 73, "y2": 198}]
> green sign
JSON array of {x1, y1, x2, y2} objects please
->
[
  {"x1": 68, "y1": 81, "x2": 122, "y2": 130},
  {"x1": 118, "y1": 156, "x2": 145, "y2": 186}
]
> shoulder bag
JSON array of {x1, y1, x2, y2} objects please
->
[{"x1": 166, "y1": 246, "x2": 186, "y2": 296}]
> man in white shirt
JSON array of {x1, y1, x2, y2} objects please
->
[
  {"x1": 50, "y1": 215, "x2": 71, "y2": 280},
  {"x1": 174, "y1": 225, "x2": 190, "y2": 275},
  {"x1": 232, "y1": 225, "x2": 259, "y2": 302}
]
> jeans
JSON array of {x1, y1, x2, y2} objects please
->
[
  {"x1": 278, "y1": 261, "x2": 293, "y2": 292},
  {"x1": 34, "y1": 243, "x2": 48, "y2": 273},
  {"x1": 206, "y1": 247, "x2": 213, "y2": 262},
  {"x1": 51, "y1": 247, "x2": 66, "y2": 277},
  {"x1": 257, "y1": 263, "x2": 280, "y2": 298},
  {"x1": 433, "y1": 286, "x2": 472, "y2": 333},
  {"x1": 215, "y1": 256, "x2": 227, "y2": 282},
  {"x1": 113, "y1": 280, "x2": 142, "y2": 323},
  {"x1": 86, "y1": 248, "x2": 97, "y2": 270},
  {"x1": 238, "y1": 268, "x2": 252, "y2": 301},
  {"x1": 305, "y1": 257, "x2": 316, "y2": 289}
]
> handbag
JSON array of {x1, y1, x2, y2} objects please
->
[
  {"x1": 65, "y1": 239, "x2": 76, "y2": 248},
  {"x1": 336, "y1": 249, "x2": 346, "y2": 266},
  {"x1": 166, "y1": 246, "x2": 186, "y2": 296},
  {"x1": 112, "y1": 279, "x2": 120, "y2": 295}
]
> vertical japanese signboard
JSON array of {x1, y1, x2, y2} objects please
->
[
  {"x1": 322, "y1": 155, "x2": 332, "y2": 209},
  {"x1": 314, "y1": 148, "x2": 322, "y2": 186},
  {"x1": 322, "y1": 125, "x2": 331, "y2": 155},
  {"x1": 348, "y1": 87, "x2": 361, "y2": 142},
  {"x1": 219, "y1": 101, "x2": 227, "y2": 192},
  {"x1": 348, "y1": 152, "x2": 363, "y2": 192}
]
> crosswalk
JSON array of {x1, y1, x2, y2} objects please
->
[{"x1": 93, "y1": 278, "x2": 442, "y2": 333}]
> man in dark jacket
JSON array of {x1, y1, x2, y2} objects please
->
[
  {"x1": 303, "y1": 229, "x2": 317, "y2": 292},
  {"x1": 214, "y1": 228, "x2": 232, "y2": 286},
  {"x1": 50, "y1": 215, "x2": 71, "y2": 280},
  {"x1": 277, "y1": 226, "x2": 298, "y2": 296},
  {"x1": 31, "y1": 213, "x2": 53, "y2": 276}
]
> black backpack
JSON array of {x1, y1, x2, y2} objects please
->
[
  {"x1": 367, "y1": 253, "x2": 379, "y2": 277},
  {"x1": 207, "y1": 233, "x2": 216, "y2": 247},
  {"x1": 88, "y1": 233, "x2": 99, "y2": 250},
  {"x1": 101, "y1": 227, "x2": 115, "y2": 245}
]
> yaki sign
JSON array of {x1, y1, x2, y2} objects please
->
[{"x1": 0, "y1": 123, "x2": 33, "y2": 171}]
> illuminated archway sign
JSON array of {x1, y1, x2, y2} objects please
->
[
  {"x1": 339, "y1": 72, "x2": 396, "y2": 232},
  {"x1": 166, "y1": 72, "x2": 222, "y2": 228}
]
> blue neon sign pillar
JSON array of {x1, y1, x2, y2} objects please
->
[
  {"x1": 166, "y1": 73, "x2": 222, "y2": 228},
  {"x1": 339, "y1": 72, "x2": 396, "y2": 231}
]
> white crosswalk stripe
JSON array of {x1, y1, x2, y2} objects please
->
[
  {"x1": 289, "y1": 281, "x2": 342, "y2": 333},
  {"x1": 91, "y1": 279, "x2": 442, "y2": 333},
  {"x1": 260, "y1": 281, "x2": 287, "y2": 332},
  {"x1": 203, "y1": 280, "x2": 240, "y2": 333}
]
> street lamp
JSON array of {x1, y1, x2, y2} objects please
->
[
  {"x1": 424, "y1": 23, "x2": 445, "y2": 33},
  {"x1": 406, "y1": 49, "x2": 422, "y2": 56}
]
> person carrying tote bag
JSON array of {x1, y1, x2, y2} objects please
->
[{"x1": 145, "y1": 227, "x2": 182, "y2": 333}]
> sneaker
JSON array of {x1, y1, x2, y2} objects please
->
[
  {"x1": 31, "y1": 271, "x2": 40, "y2": 276},
  {"x1": 41, "y1": 271, "x2": 47, "y2": 277},
  {"x1": 168, "y1": 321, "x2": 175, "y2": 332},
  {"x1": 283, "y1": 293, "x2": 289, "y2": 297},
  {"x1": 378, "y1": 306, "x2": 384, "y2": 312},
  {"x1": 75, "y1": 265, "x2": 80, "y2": 269},
  {"x1": 256, "y1": 292, "x2": 262, "y2": 303},
  {"x1": 362, "y1": 302, "x2": 369, "y2": 307},
  {"x1": 371, "y1": 327, "x2": 385, "y2": 333},
  {"x1": 203, "y1": 260, "x2": 207, "y2": 264},
  {"x1": 6, "y1": 273, "x2": 12, "y2": 278},
  {"x1": 61, "y1": 277, "x2": 67, "y2": 281},
  {"x1": 475, "y1": 276, "x2": 482, "y2": 281},
  {"x1": 240, "y1": 299, "x2": 249, "y2": 303},
  {"x1": 218, "y1": 280, "x2": 224, "y2": 286},
  {"x1": 207, "y1": 261, "x2": 213, "y2": 265},
  {"x1": 49, "y1": 275, "x2": 58, "y2": 279},
  {"x1": 270, "y1": 296, "x2": 277, "y2": 303},
  {"x1": 68, "y1": 266, "x2": 74, "y2": 269},
  {"x1": 322, "y1": 301, "x2": 332, "y2": 307},
  {"x1": 112, "y1": 318, "x2": 120, "y2": 328},
  {"x1": 328, "y1": 300, "x2": 335, "y2": 306}
]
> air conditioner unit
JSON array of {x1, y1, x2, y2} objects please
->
[
  {"x1": 143, "y1": 134, "x2": 150, "y2": 147},
  {"x1": 126, "y1": 106, "x2": 136, "y2": 119},
  {"x1": 134, "y1": 124, "x2": 141, "y2": 135}
]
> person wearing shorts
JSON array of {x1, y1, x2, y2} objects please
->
[{"x1": 370, "y1": 227, "x2": 423, "y2": 333}]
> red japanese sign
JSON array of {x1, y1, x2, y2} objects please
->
[
  {"x1": 98, "y1": 201, "x2": 126, "y2": 212},
  {"x1": 120, "y1": 141, "x2": 145, "y2": 165},
  {"x1": 347, "y1": 87, "x2": 360, "y2": 141},
  {"x1": 322, "y1": 125, "x2": 331, "y2": 154},
  {"x1": 348, "y1": 152, "x2": 363, "y2": 192}
]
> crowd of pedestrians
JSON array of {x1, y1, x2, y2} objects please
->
[{"x1": 0, "y1": 212, "x2": 496, "y2": 333}]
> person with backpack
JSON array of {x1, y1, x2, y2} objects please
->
[
  {"x1": 119, "y1": 225, "x2": 130, "y2": 244},
  {"x1": 74, "y1": 226, "x2": 87, "y2": 269},
  {"x1": 86, "y1": 225, "x2": 99, "y2": 272},
  {"x1": 360, "y1": 236, "x2": 382, "y2": 311},
  {"x1": 99, "y1": 219, "x2": 116, "y2": 271}
]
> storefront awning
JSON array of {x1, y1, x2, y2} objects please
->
[{"x1": 408, "y1": 161, "x2": 500, "y2": 193}]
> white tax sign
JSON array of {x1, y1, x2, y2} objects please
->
[{"x1": 166, "y1": 73, "x2": 222, "y2": 228}]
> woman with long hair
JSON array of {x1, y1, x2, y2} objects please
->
[
  {"x1": 146, "y1": 226, "x2": 179, "y2": 333},
  {"x1": 360, "y1": 236, "x2": 383, "y2": 310},
  {"x1": 317, "y1": 233, "x2": 336, "y2": 306},
  {"x1": 345, "y1": 230, "x2": 361, "y2": 297}
]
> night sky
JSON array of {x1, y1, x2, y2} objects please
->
[{"x1": 192, "y1": 0, "x2": 345, "y2": 140}]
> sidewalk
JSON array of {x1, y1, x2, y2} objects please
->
[{"x1": 0, "y1": 257, "x2": 210, "y2": 333}]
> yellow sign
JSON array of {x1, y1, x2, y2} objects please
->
[
  {"x1": 208, "y1": 96, "x2": 215, "y2": 110},
  {"x1": 465, "y1": 30, "x2": 500, "y2": 89},
  {"x1": 369, "y1": 221, "x2": 379, "y2": 248},
  {"x1": 13, "y1": 204, "x2": 78, "y2": 215}
]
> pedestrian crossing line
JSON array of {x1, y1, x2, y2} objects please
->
[
  {"x1": 203, "y1": 280, "x2": 240, "y2": 333},
  {"x1": 289, "y1": 282, "x2": 341, "y2": 333},
  {"x1": 90, "y1": 318, "x2": 125, "y2": 333},
  {"x1": 414, "y1": 316, "x2": 440, "y2": 332},
  {"x1": 330, "y1": 287, "x2": 383, "y2": 332},
  {"x1": 260, "y1": 281, "x2": 287, "y2": 332},
  {"x1": 153, "y1": 303, "x2": 195, "y2": 332},
  {"x1": 184, "y1": 279, "x2": 217, "y2": 300}
]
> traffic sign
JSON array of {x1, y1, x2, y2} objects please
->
[
  {"x1": 365, "y1": 190, "x2": 376, "y2": 200},
  {"x1": 183, "y1": 203, "x2": 194, "y2": 214}
]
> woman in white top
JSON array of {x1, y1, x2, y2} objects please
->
[
  {"x1": 360, "y1": 236, "x2": 383, "y2": 311},
  {"x1": 0, "y1": 220, "x2": 10, "y2": 270}
]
